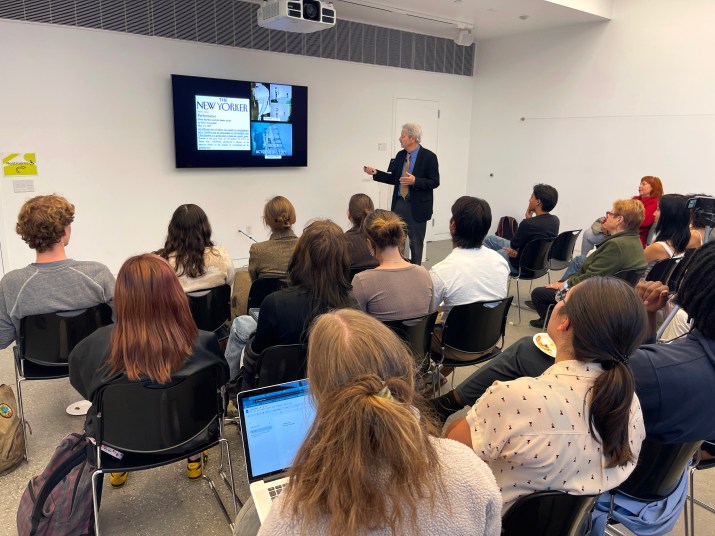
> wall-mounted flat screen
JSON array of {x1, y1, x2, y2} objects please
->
[{"x1": 172, "y1": 74, "x2": 308, "y2": 168}]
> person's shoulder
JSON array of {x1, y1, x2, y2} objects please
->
[
  {"x1": 69, "y1": 260, "x2": 113, "y2": 275},
  {"x1": 0, "y1": 265, "x2": 38, "y2": 286}
]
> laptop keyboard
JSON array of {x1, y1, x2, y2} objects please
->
[{"x1": 268, "y1": 482, "x2": 288, "y2": 500}]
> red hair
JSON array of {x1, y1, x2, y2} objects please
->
[
  {"x1": 108, "y1": 254, "x2": 197, "y2": 383},
  {"x1": 640, "y1": 176, "x2": 663, "y2": 198}
]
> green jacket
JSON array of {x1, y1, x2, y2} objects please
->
[{"x1": 568, "y1": 230, "x2": 646, "y2": 287}]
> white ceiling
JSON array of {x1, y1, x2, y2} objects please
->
[{"x1": 332, "y1": 0, "x2": 611, "y2": 42}]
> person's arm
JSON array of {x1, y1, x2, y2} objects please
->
[
  {"x1": 250, "y1": 293, "x2": 277, "y2": 354},
  {"x1": 365, "y1": 158, "x2": 400, "y2": 186},
  {"x1": 445, "y1": 418, "x2": 473, "y2": 448},
  {"x1": 0, "y1": 287, "x2": 17, "y2": 350},
  {"x1": 644, "y1": 243, "x2": 668, "y2": 264},
  {"x1": 429, "y1": 269, "x2": 446, "y2": 312},
  {"x1": 509, "y1": 219, "x2": 529, "y2": 251},
  {"x1": 350, "y1": 275, "x2": 369, "y2": 312},
  {"x1": 411, "y1": 150, "x2": 440, "y2": 191},
  {"x1": 634, "y1": 280, "x2": 669, "y2": 338},
  {"x1": 567, "y1": 239, "x2": 622, "y2": 286},
  {"x1": 99, "y1": 266, "x2": 116, "y2": 310},
  {"x1": 221, "y1": 247, "x2": 235, "y2": 286},
  {"x1": 247, "y1": 243, "x2": 259, "y2": 281}
]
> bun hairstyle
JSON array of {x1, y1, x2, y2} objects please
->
[
  {"x1": 263, "y1": 196, "x2": 296, "y2": 232},
  {"x1": 286, "y1": 309, "x2": 444, "y2": 536},
  {"x1": 562, "y1": 277, "x2": 647, "y2": 468},
  {"x1": 362, "y1": 209, "x2": 406, "y2": 251},
  {"x1": 347, "y1": 193, "x2": 374, "y2": 228}
]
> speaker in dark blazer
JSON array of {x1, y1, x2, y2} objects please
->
[{"x1": 370, "y1": 145, "x2": 440, "y2": 264}]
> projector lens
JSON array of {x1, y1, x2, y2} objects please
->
[{"x1": 303, "y1": 0, "x2": 320, "y2": 20}]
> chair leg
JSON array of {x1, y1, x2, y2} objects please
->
[
  {"x1": 516, "y1": 280, "x2": 522, "y2": 325},
  {"x1": 203, "y1": 439, "x2": 240, "y2": 528},
  {"x1": 92, "y1": 469, "x2": 103, "y2": 536},
  {"x1": 15, "y1": 374, "x2": 29, "y2": 460}
]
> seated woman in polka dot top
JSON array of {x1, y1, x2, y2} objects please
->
[{"x1": 447, "y1": 276, "x2": 646, "y2": 513}]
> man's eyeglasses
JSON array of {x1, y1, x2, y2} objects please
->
[
  {"x1": 605, "y1": 211, "x2": 622, "y2": 219},
  {"x1": 555, "y1": 287, "x2": 569, "y2": 303}
]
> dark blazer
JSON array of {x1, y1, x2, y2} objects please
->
[{"x1": 373, "y1": 146, "x2": 440, "y2": 223}]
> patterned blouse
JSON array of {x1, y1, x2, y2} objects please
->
[{"x1": 466, "y1": 359, "x2": 646, "y2": 513}]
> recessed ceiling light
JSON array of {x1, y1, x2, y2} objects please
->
[{"x1": 519, "y1": 14, "x2": 529, "y2": 20}]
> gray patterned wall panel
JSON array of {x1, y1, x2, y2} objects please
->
[{"x1": 0, "y1": 0, "x2": 475, "y2": 76}]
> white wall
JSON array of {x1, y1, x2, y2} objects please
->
[
  {"x1": 468, "y1": 0, "x2": 715, "y2": 248},
  {"x1": 0, "y1": 21, "x2": 474, "y2": 273}
]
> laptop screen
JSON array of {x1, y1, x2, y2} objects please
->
[{"x1": 239, "y1": 379, "x2": 316, "y2": 481}]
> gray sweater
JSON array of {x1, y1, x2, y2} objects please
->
[
  {"x1": 0, "y1": 259, "x2": 115, "y2": 349},
  {"x1": 257, "y1": 437, "x2": 502, "y2": 536}
]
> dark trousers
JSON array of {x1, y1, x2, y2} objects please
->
[
  {"x1": 531, "y1": 286, "x2": 558, "y2": 319},
  {"x1": 394, "y1": 197, "x2": 427, "y2": 265},
  {"x1": 455, "y1": 337, "x2": 554, "y2": 406}
]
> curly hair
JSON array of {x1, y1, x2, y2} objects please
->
[{"x1": 16, "y1": 194, "x2": 75, "y2": 252}]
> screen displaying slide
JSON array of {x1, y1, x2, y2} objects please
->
[{"x1": 172, "y1": 74, "x2": 307, "y2": 168}]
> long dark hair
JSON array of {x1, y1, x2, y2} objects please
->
[
  {"x1": 287, "y1": 220, "x2": 353, "y2": 322},
  {"x1": 654, "y1": 194, "x2": 691, "y2": 254},
  {"x1": 157, "y1": 204, "x2": 215, "y2": 278},
  {"x1": 563, "y1": 277, "x2": 647, "y2": 467}
]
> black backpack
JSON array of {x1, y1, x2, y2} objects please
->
[
  {"x1": 17, "y1": 433, "x2": 96, "y2": 536},
  {"x1": 496, "y1": 216, "x2": 518, "y2": 241}
]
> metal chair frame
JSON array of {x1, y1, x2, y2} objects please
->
[
  {"x1": 685, "y1": 441, "x2": 715, "y2": 536},
  {"x1": 507, "y1": 238, "x2": 555, "y2": 324},
  {"x1": 547, "y1": 229, "x2": 582, "y2": 283},
  {"x1": 502, "y1": 490, "x2": 597, "y2": 536}
]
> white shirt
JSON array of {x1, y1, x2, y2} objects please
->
[
  {"x1": 429, "y1": 246, "x2": 509, "y2": 317},
  {"x1": 466, "y1": 359, "x2": 645, "y2": 514}
]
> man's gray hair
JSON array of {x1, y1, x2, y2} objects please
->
[{"x1": 402, "y1": 123, "x2": 422, "y2": 143}]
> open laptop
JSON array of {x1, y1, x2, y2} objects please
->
[{"x1": 237, "y1": 379, "x2": 316, "y2": 523}]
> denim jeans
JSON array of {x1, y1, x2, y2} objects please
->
[{"x1": 224, "y1": 315, "x2": 257, "y2": 380}]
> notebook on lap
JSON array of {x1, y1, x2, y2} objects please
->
[{"x1": 237, "y1": 379, "x2": 315, "y2": 523}]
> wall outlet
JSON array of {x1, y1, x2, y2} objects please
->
[
  {"x1": 13, "y1": 179, "x2": 35, "y2": 193},
  {"x1": 377, "y1": 143, "x2": 387, "y2": 151}
]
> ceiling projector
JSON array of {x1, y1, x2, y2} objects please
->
[{"x1": 257, "y1": 0, "x2": 336, "y2": 33}]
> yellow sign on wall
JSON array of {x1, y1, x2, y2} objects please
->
[{"x1": 3, "y1": 153, "x2": 38, "y2": 176}]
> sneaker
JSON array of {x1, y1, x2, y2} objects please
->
[
  {"x1": 524, "y1": 300, "x2": 536, "y2": 310},
  {"x1": 110, "y1": 472, "x2": 128, "y2": 487},
  {"x1": 187, "y1": 452, "x2": 208, "y2": 479},
  {"x1": 529, "y1": 318, "x2": 545, "y2": 328}
]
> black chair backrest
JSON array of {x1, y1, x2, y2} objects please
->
[
  {"x1": 502, "y1": 490, "x2": 597, "y2": 536},
  {"x1": 517, "y1": 238, "x2": 555, "y2": 279},
  {"x1": 186, "y1": 284, "x2": 231, "y2": 333},
  {"x1": 19, "y1": 303, "x2": 113, "y2": 366},
  {"x1": 613, "y1": 268, "x2": 646, "y2": 287},
  {"x1": 548, "y1": 230, "x2": 582, "y2": 270},
  {"x1": 616, "y1": 439, "x2": 703, "y2": 501},
  {"x1": 645, "y1": 257, "x2": 681, "y2": 284},
  {"x1": 667, "y1": 248, "x2": 696, "y2": 292},
  {"x1": 256, "y1": 344, "x2": 307, "y2": 388},
  {"x1": 382, "y1": 311, "x2": 439, "y2": 367},
  {"x1": 247, "y1": 276, "x2": 285, "y2": 310},
  {"x1": 442, "y1": 297, "x2": 513, "y2": 354},
  {"x1": 95, "y1": 364, "x2": 223, "y2": 453}
]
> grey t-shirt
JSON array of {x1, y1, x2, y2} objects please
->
[
  {"x1": 351, "y1": 264, "x2": 434, "y2": 321},
  {"x1": 0, "y1": 259, "x2": 115, "y2": 349}
]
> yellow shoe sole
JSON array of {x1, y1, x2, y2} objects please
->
[{"x1": 110, "y1": 472, "x2": 128, "y2": 487}]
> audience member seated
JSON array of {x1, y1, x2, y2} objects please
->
[
  {"x1": 434, "y1": 243, "x2": 715, "y2": 446},
  {"x1": 231, "y1": 196, "x2": 299, "y2": 318},
  {"x1": 483, "y1": 183, "x2": 560, "y2": 273},
  {"x1": 430, "y1": 196, "x2": 509, "y2": 360},
  {"x1": 68, "y1": 254, "x2": 228, "y2": 486},
  {"x1": 0, "y1": 194, "x2": 115, "y2": 349},
  {"x1": 642, "y1": 193, "x2": 690, "y2": 276},
  {"x1": 446, "y1": 277, "x2": 646, "y2": 513},
  {"x1": 345, "y1": 193, "x2": 378, "y2": 271},
  {"x1": 156, "y1": 203, "x2": 234, "y2": 292},
  {"x1": 352, "y1": 210, "x2": 433, "y2": 321},
  {"x1": 236, "y1": 309, "x2": 501, "y2": 536},
  {"x1": 225, "y1": 220, "x2": 355, "y2": 386},
  {"x1": 529, "y1": 198, "x2": 647, "y2": 328},
  {"x1": 581, "y1": 176, "x2": 663, "y2": 254}
]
